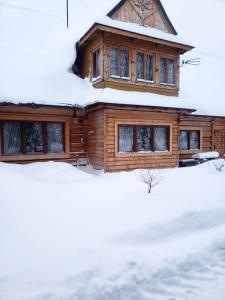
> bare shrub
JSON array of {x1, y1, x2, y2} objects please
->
[{"x1": 139, "y1": 169, "x2": 164, "y2": 194}]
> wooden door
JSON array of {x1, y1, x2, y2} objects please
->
[{"x1": 214, "y1": 130, "x2": 225, "y2": 157}]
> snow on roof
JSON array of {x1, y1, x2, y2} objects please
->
[
  {"x1": 92, "y1": 17, "x2": 193, "y2": 48},
  {"x1": 0, "y1": 0, "x2": 225, "y2": 117}
]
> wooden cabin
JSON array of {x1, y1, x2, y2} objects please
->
[{"x1": 1, "y1": 0, "x2": 225, "y2": 171}]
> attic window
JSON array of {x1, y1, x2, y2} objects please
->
[
  {"x1": 160, "y1": 57, "x2": 176, "y2": 86},
  {"x1": 92, "y1": 48, "x2": 101, "y2": 81},
  {"x1": 136, "y1": 52, "x2": 154, "y2": 82},
  {"x1": 110, "y1": 47, "x2": 129, "y2": 79}
]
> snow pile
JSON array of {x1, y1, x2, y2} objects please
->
[
  {"x1": 192, "y1": 151, "x2": 219, "y2": 160},
  {"x1": 0, "y1": 0, "x2": 225, "y2": 116},
  {"x1": 1, "y1": 161, "x2": 225, "y2": 299}
]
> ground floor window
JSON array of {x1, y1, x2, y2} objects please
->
[
  {"x1": 1, "y1": 121, "x2": 64, "y2": 155},
  {"x1": 180, "y1": 130, "x2": 200, "y2": 151},
  {"x1": 118, "y1": 125, "x2": 170, "y2": 153}
]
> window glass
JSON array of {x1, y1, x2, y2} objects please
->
[
  {"x1": 119, "y1": 127, "x2": 134, "y2": 153},
  {"x1": 26, "y1": 122, "x2": 43, "y2": 153},
  {"x1": 154, "y1": 127, "x2": 168, "y2": 151},
  {"x1": 121, "y1": 49, "x2": 129, "y2": 78},
  {"x1": 137, "y1": 52, "x2": 144, "y2": 80},
  {"x1": 180, "y1": 131, "x2": 188, "y2": 150},
  {"x1": 168, "y1": 59, "x2": 175, "y2": 85},
  {"x1": 160, "y1": 58, "x2": 167, "y2": 83},
  {"x1": 146, "y1": 55, "x2": 153, "y2": 81},
  {"x1": 93, "y1": 49, "x2": 101, "y2": 79},
  {"x1": 3, "y1": 121, "x2": 21, "y2": 154},
  {"x1": 137, "y1": 127, "x2": 152, "y2": 152},
  {"x1": 110, "y1": 48, "x2": 119, "y2": 76},
  {"x1": 190, "y1": 131, "x2": 200, "y2": 149},
  {"x1": 47, "y1": 123, "x2": 64, "y2": 153}
]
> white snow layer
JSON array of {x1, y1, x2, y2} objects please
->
[
  {"x1": 0, "y1": 0, "x2": 225, "y2": 116},
  {"x1": 0, "y1": 161, "x2": 225, "y2": 299}
]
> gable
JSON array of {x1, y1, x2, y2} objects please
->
[{"x1": 107, "y1": 0, "x2": 177, "y2": 35}]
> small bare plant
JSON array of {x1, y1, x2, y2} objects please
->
[
  {"x1": 139, "y1": 169, "x2": 164, "y2": 194},
  {"x1": 213, "y1": 160, "x2": 225, "y2": 172}
]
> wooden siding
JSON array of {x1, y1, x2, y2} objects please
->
[
  {"x1": 86, "y1": 109, "x2": 105, "y2": 169},
  {"x1": 110, "y1": 0, "x2": 175, "y2": 34},
  {"x1": 214, "y1": 118, "x2": 225, "y2": 157},
  {"x1": 103, "y1": 107, "x2": 180, "y2": 172}
]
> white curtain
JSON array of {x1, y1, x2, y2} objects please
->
[
  {"x1": 154, "y1": 127, "x2": 168, "y2": 151},
  {"x1": 110, "y1": 48, "x2": 119, "y2": 76},
  {"x1": 26, "y1": 122, "x2": 43, "y2": 153},
  {"x1": 121, "y1": 49, "x2": 129, "y2": 78},
  {"x1": 3, "y1": 121, "x2": 21, "y2": 154},
  {"x1": 146, "y1": 55, "x2": 153, "y2": 81},
  {"x1": 47, "y1": 123, "x2": 64, "y2": 153},
  {"x1": 137, "y1": 52, "x2": 144, "y2": 79},
  {"x1": 119, "y1": 127, "x2": 134, "y2": 153}
]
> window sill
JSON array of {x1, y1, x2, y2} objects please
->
[
  {"x1": 116, "y1": 150, "x2": 171, "y2": 157},
  {"x1": 160, "y1": 83, "x2": 176, "y2": 88},
  {"x1": 110, "y1": 75, "x2": 130, "y2": 81},
  {"x1": 180, "y1": 149, "x2": 201, "y2": 155},
  {"x1": 92, "y1": 76, "x2": 102, "y2": 83},
  {"x1": 0, "y1": 152, "x2": 70, "y2": 162}
]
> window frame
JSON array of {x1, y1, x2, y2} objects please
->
[
  {"x1": 110, "y1": 46, "x2": 130, "y2": 80},
  {"x1": 0, "y1": 119, "x2": 69, "y2": 161},
  {"x1": 92, "y1": 47, "x2": 102, "y2": 82},
  {"x1": 159, "y1": 56, "x2": 177, "y2": 87},
  {"x1": 179, "y1": 128, "x2": 202, "y2": 153},
  {"x1": 117, "y1": 124, "x2": 171, "y2": 155},
  {"x1": 136, "y1": 51, "x2": 155, "y2": 83}
]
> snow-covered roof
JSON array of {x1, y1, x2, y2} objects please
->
[
  {"x1": 0, "y1": 0, "x2": 225, "y2": 117},
  {"x1": 80, "y1": 17, "x2": 193, "y2": 50}
]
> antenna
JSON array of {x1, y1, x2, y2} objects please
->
[
  {"x1": 180, "y1": 58, "x2": 201, "y2": 67},
  {"x1": 66, "y1": 0, "x2": 69, "y2": 28}
]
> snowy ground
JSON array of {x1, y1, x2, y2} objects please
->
[{"x1": 0, "y1": 161, "x2": 225, "y2": 300}]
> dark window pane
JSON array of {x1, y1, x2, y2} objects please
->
[
  {"x1": 93, "y1": 51, "x2": 97, "y2": 78},
  {"x1": 154, "y1": 127, "x2": 169, "y2": 151},
  {"x1": 190, "y1": 131, "x2": 200, "y2": 149},
  {"x1": 137, "y1": 52, "x2": 144, "y2": 80},
  {"x1": 93, "y1": 49, "x2": 101, "y2": 79},
  {"x1": 137, "y1": 127, "x2": 152, "y2": 152},
  {"x1": 110, "y1": 48, "x2": 119, "y2": 76},
  {"x1": 3, "y1": 121, "x2": 21, "y2": 154},
  {"x1": 168, "y1": 59, "x2": 175, "y2": 85},
  {"x1": 146, "y1": 55, "x2": 153, "y2": 81},
  {"x1": 180, "y1": 131, "x2": 188, "y2": 150},
  {"x1": 47, "y1": 123, "x2": 64, "y2": 153},
  {"x1": 160, "y1": 58, "x2": 167, "y2": 83},
  {"x1": 119, "y1": 127, "x2": 134, "y2": 153},
  {"x1": 26, "y1": 122, "x2": 43, "y2": 153},
  {"x1": 121, "y1": 49, "x2": 129, "y2": 78}
]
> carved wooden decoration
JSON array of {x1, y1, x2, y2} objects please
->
[{"x1": 130, "y1": 0, "x2": 153, "y2": 25}]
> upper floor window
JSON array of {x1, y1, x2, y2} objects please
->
[
  {"x1": 92, "y1": 48, "x2": 101, "y2": 81},
  {"x1": 136, "y1": 52, "x2": 154, "y2": 82},
  {"x1": 160, "y1": 57, "x2": 176, "y2": 86},
  {"x1": 110, "y1": 47, "x2": 129, "y2": 79},
  {"x1": 1, "y1": 121, "x2": 64, "y2": 155},
  {"x1": 180, "y1": 130, "x2": 200, "y2": 151},
  {"x1": 118, "y1": 125, "x2": 170, "y2": 153}
]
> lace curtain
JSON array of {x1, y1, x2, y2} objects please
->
[
  {"x1": 137, "y1": 52, "x2": 144, "y2": 79},
  {"x1": 190, "y1": 131, "x2": 199, "y2": 149},
  {"x1": 137, "y1": 127, "x2": 151, "y2": 151},
  {"x1": 121, "y1": 49, "x2": 129, "y2": 78},
  {"x1": 168, "y1": 59, "x2": 175, "y2": 84},
  {"x1": 180, "y1": 131, "x2": 188, "y2": 150},
  {"x1": 110, "y1": 48, "x2": 119, "y2": 76},
  {"x1": 119, "y1": 127, "x2": 134, "y2": 153},
  {"x1": 26, "y1": 122, "x2": 43, "y2": 153},
  {"x1": 154, "y1": 127, "x2": 168, "y2": 151},
  {"x1": 3, "y1": 121, "x2": 21, "y2": 154},
  {"x1": 47, "y1": 123, "x2": 64, "y2": 153},
  {"x1": 146, "y1": 55, "x2": 153, "y2": 81}
]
